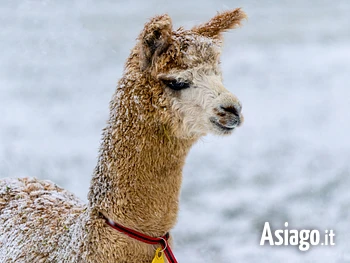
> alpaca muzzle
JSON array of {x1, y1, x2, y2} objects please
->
[{"x1": 212, "y1": 100, "x2": 243, "y2": 130}]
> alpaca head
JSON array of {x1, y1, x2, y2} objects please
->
[{"x1": 137, "y1": 9, "x2": 246, "y2": 139}]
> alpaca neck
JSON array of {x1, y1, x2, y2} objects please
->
[{"x1": 88, "y1": 71, "x2": 196, "y2": 236}]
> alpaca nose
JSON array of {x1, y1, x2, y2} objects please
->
[{"x1": 220, "y1": 103, "x2": 242, "y2": 117}]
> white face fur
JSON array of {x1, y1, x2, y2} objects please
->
[{"x1": 160, "y1": 64, "x2": 243, "y2": 139}]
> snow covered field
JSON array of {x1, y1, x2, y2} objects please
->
[{"x1": 1, "y1": 1, "x2": 349, "y2": 262}]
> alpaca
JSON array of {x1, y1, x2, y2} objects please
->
[{"x1": 0, "y1": 9, "x2": 246, "y2": 263}]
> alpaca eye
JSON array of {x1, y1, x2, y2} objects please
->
[{"x1": 165, "y1": 80, "x2": 190, "y2": 91}]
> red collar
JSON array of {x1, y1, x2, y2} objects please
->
[{"x1": 101, "y1": 214, "x2": 178, "y2": 263}]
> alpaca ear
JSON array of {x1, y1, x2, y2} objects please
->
[
  {"x1": 191, "y1": 8, "x2": 247, "y2": 39},
  {"x1": 139, "y1": 14, "x2": 173, "y2": 71}
]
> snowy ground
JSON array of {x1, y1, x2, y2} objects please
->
[{"x1": 1, "y1": 1, "x2": 350, "y2": 262}]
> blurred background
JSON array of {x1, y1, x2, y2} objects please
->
[{"x1": 1, "y1": 0, "x2": 349, "y2": 262}]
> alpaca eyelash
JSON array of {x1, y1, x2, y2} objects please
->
[{"x1": 164, "y1": 80, "x2": 190, "y2": 91}]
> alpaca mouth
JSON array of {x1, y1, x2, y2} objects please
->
[{"x1": 210, "y1": 118, "x2": 237, "y2": 132}]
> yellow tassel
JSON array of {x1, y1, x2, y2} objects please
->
[{"x1": 151, "y1": 248, "x2": 165, "y2": 263}]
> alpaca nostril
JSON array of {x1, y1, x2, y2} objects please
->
[{"x1": 220, "y1": 105, "x2": 240, "y2": 117}]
